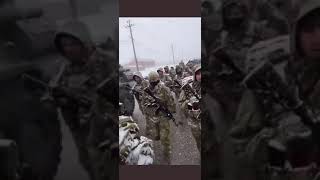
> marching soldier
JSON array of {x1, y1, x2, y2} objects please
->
[
  {"x1": 172, "y1": 65, "x2": 188, "y2": 98},
  {"x1": 164, "y1": 66, "x2": 170, "y2": 74},
  {"x1": 142, "y1": 71, "x2": 176, "y2": 164},
  {"x1": 179, "y1": 65, "x2": 201, "y2": 152},
  {"x1": 132, "y1": 72, "x2": 149, "y2": 114},
  {"x1": 230, "y1": 1, "x2": 320, "y2": 179},
  {"x1": 169, "y1": 66, "x2": 176, "y2": 80},
  {"x1": 51, "y1": 21, "x2": 118, "y2": 180},
  {"x1": 157, "y1": 67, "x2": 173, "y2": 88}
]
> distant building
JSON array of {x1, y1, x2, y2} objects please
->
[{"x1": 123, "y1": 58, "x2": 156, "y2": 71}]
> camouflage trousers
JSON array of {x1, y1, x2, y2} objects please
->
[
  {"x1": 67, "y1": 112, "x2": 116, "y2": 180},
  {"x1": 86, "y1": 103, "x2": 118, "y2": 180},
  {"x1": 145, "y1": 115, "x2": 171, "y2": 164}
]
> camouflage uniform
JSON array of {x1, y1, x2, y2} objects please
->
[
  {"x1": 179, "y1": 66, "x2": 201, "y2": 152},
  {"x1": 185, "y1": 64, "x2": 194, "y2": 76},
  {"x1": 53, "y1": 21, "x2": 117, "y2": 180},
  {"x1": 172, "y1": 65, "x2": 188, "y2": 97},
  {"x1": 157, "y1": 67, "x2": 173, "y2": 88},
  {"x1": 169, "y1": 67, "x2": 176, "y2": 80},
  {"x1": 202, "y1": 1, "x2": 276, "y2": 179},
  {"x1": 164, "y1": 66, "x2": 170, "y2": 74},
  {"x1": 230, "y1": 2, "x2": 320, "y2": 179},
  {"x1": 132, "y1": 72, "x2": 149, "y2": 114},
  {"x1": 142, "y1": 71, "x2": 176, "y2": 164},
  {"x1": 207, "y1": 0, "x2": 271, "y2": 126}
]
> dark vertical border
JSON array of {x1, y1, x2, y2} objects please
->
[{"x1": 120, "y1": 0, "x2": 200, "y2": 17}]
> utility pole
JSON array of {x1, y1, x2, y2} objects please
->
[
  {"x1": 171, "y1": 44, "x2": 175, "y2": 64},
  {"x1": 126, "y1": 20, "x2": 139, "y2": 72}
]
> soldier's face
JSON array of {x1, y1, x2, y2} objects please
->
[
  {"x1": 150, "y1": 80, "x2": 160, "y2": 87},
  {"x1": 60, "y1": 37, "x2": 86, "y2": 62},
  {"x1": 134, "y1": 76, "x2": 141, "y2": 83},
  {"x1": 195, "y1": 71, "x2": 201, "y2": 82},
  {"x1": 164, "y1": 68, "x2": 169, "y2": 73},
  {"x1": 157, "y1": 71, "x2": 163, "y2": 76},
  {"x1": 300, "y1": 15, "x2": 320, "y2": 60}
]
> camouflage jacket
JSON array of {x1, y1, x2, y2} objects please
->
[
  {"x1": 169, "y1": 70, "x2": 176, "y2": 79},
  {"x1": 229, "y1": 40, "x2": 320, "y2": 164},
  {"x1": 142, "y1": 82, "x2": 176, "y2": 118},
  {"x1": 159, "y1": 74, "x2": 173, "y2": 87},
  {"x1": 54, "y1": 48, "x2": 116, "y2": 127},
  {"x1": 171, "y1": 73, "x2": 188, "y2": 91},
  {"x1": 174, "y1": 73, "x2": 188, "y2": 83},
  {"x1": 179, "y1": 80, "x2": 201, "y2": 125},
  {"x1": 206, "y1": 21, "x2": 271, "y2": 103},
  {"x1": 132, "y1": 80, "x2": 149, "y2": 102}
]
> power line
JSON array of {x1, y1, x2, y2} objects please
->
[{"x1": 125, "y1": 20, "x2": 139, "y2": 72}]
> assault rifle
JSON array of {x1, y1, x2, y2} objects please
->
[
  {"x1": 243, "y1": 61, "x2": 320, "y2": 143},
  {"x1": 144, "y1": 87, "x2": 178, "y2": 126},
  {"x1": 214, "y1": 45, "x2": 320, "y2": 142},
  {"x1": 175, "y1": 79, "x2": 201, "y2": 101}
]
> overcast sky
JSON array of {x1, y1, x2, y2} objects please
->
[{"x1": 119, "y1": 17, "x2": 201, "y2": 66}]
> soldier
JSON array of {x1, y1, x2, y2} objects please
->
[
  {"x1": 142, "y1": 71, "x2": 176, "y2": 164},
  {"x1": 132, "y1": 71, "x2": 149, "y2": 114},
  {"x1": 157, "y1": 67, "x2": 173, "y2": 87},
  {"x1": 179, "y1": 65, "x2": 201, "y2": 152},
  {"x1": 229, "y1": 1, "x2": 320, "y2": 179},
  {"x1": 202, "y1": 1, "x2": 276, "y2": 179},
  {"x1": 206, "y1": 0, "x2": 273, "y2": 128},
  {"x1": 172, "y1": 65, "x2": 187, "y2": 98},
  {"x1": 164, "y1": 66, "x2": 170, "y2": 74},
  {"x1": 51, "y1": 21, "x2": 117, "y2": 180},
  {"x1": 169, "y1": 66, "x2": 176, "y2": 80},
  {"x1": 179, "y1": 61, "x2": 186, "y2": 71}
]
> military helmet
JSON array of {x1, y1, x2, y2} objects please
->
[
  {"x1": 148, "y1": 71, "x2": 160, "y2": 82},
  {"x1": 164, "y1": 66, "x2": 169, "y2": 69}
]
